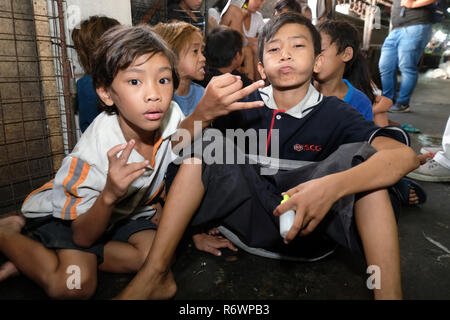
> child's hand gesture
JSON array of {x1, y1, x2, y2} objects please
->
[
  {"x1": 273, "y1": 176, "x2": 340, "y2": 244},
  {"x1": 103, "y1": 139, "x2": 149, "y2": 205},
  {"x1": 192, "y1": 73, "x2": 265, "y2": 122}
]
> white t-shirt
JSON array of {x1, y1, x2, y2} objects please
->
[{"x1": 243, "y1": 11, "x2": 265, "y2": 38}]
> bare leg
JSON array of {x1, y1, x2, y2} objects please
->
[
  {"x1": 115, "y1": 160, "x2": 204, "y2": 299},
  {"x1": 99, "y1": 229, "x2": 156, "y2": 273},
  {"x1": 0, "y1": 216, "x2": 98, "y2": 299},
  {"x1": 0, "y1": 216, "x2": 24, "y2": 282},
  {"x1": 354, "y1": 189, "x2": 402, "y2": 300}
]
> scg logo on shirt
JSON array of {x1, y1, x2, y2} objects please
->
[{"x1": 293, "y1": 144, "x2": 322, "y2": 152}]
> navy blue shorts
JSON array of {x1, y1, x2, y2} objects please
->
[{"x1": 28, "y1": 216, "x2": 157, "y2": 264}]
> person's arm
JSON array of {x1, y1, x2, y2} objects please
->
[
  {"x1": 72, "y1": 140, "x2": 149, "y2": 247},
  {"x1": 401, "y1": 0, "x2": 437, "y2": 8},
  {"x1": 221, "y1": 5, "x2": 245, "y2": 33},
  {"x1": 373, "y1": 94, "x2": 393, "y2": 114},
  {"x1": 274, "y1": 136, "x2": 419, "y2": 243},
  {"x1": 172, "y1": 73, "x2": 265, "y2": 149}
]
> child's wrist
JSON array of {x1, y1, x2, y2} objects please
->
[
  {"x1": 99, "y1": 191, "x2": 117, "y2": 207},
  {"x1": 190, "y1": 107, "x2": 213, "y2": 127}
]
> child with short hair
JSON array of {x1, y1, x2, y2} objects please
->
[
  {"x1": 153, "y1": 21, "x2": 206, "y2": 117},
  {"x1": 0, "y1": 24, "x2": 182, "y2": 299},
  {"x1": 0, "y1": 24, "x2": 265, "y2": 298},
  {"x1": 71, "y1": 15, "x2": 120, "y2": 132},
  {"x1": 197, "y1": 26, "x2": 252, "y2": 88},
  {"x1": 117, "y1": 13, "x2": 418, "y2": 300}
]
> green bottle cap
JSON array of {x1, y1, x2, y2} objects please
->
[{"x1": 281, "y1": 194, "x2": 290, "y2": 204}]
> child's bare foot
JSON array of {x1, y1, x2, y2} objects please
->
[
  {"x1": 0, "y1": 261, "x2": 20, "y2": 282},
  {"x1": 409, "y1": 188, "x2": 419, "y2": 205},
  {"x1": 114, "y1": 267, "x2": 177, "y2": 300},
  {"x1": 417, "y1": 152, "x2": 434, "y2": 165},
  {"x1": 0, "y1": 215, "x2": 25, "y2": 244}
]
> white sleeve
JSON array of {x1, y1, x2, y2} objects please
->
[
  {"x1": 51, "y1": 156, "x2": 105, "y2": 220},
  {"x1": 208, "y1": 8, "x2": 220, "y2": 24}
]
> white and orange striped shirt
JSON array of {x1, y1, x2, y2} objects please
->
[{"x1": 22, "y1": 101, "x2": 184, "y2": 224}]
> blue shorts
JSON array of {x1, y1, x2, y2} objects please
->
[{"x1": 28, "y1": 216, "x2": 157, "y2": 264}]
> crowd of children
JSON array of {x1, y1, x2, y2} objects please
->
[{"x1": 1, "y1": 0, "x2": 446, "y2": 301}]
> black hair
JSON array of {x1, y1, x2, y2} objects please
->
[
  {"x1": 274, "y1": 0, "x2": 302, "y2": 14},
  {"x1": 92, "y1": 24, "x2": 179, "y2": 114},
  {"x1": 205, "y1": 27, "x2": 243, "y2": 69},
  {"x1": 317, "y1": 20, "x2": 375, "y2": 104},
  {"x1": 258, "y1": 12, "x2": 321, "y2": 63}
]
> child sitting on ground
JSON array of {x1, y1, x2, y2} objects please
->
[
  {"x1": 153, "y1": 21, "x2": 206, "y2": 117},
  {"x1": 0, "y1": 24, "x2": 265, "y2": 298},
  {"x1": 71, "y1": 16, "x2": 120, "y2": 132},
  {"x1": 315, "y1": 19, "x2": 427, "y2": 207},
  {"x1": 196, "y1": 26, "x2": 252, "y2": 88},
  {"x1": 116, "y1": 13, "x2": 418, "y2": 300}
]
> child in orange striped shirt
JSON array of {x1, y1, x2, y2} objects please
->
[{"x1": 0, "y1": 24, "x2": 183, "y2": 299}]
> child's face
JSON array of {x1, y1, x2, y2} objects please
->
[
  {"x1": 177, "y1": 32, "x2": 206, "y2": 81},
  {"x1": 315, "y1": 32, "x2": 351, "y2": 82},
  {"x1": 258, "y1": 23, "x2": 320, "y2": 90},
  {"x1": 97, "y1": 52, "x2": 174, "y2": 134},
  {"x1": 182, "y1": 0, "x2": 203, "y2": 10}
]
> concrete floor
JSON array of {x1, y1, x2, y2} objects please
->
[{"x1": 0, "y1": 75, "x2": 449, "y2": 300}]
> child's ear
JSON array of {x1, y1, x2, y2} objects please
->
[
  {"x1": 341, "y1": 46, "x2": 354, "y2": 63},
  {"x1": 257, "y1": 62, "x2": 267, "y2": 80},
  {"x1": 313, "y1": 53, "x2": 324, "y2": 74},
  {"x1": 96, "y1": 87, "x2": 114, "y2": 106}
]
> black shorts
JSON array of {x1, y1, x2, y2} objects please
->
[
  {"x1": 166, "y1": 137, "x2": 401, "y2": 259},
  {"x1": 28, "y1": 216, "x2": 157, "y2": 264}
]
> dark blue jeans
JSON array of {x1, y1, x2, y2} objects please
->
[{"x1": 378, "y1": 24, "x2": 432, "y2": 105}]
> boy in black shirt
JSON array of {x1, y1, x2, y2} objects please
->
[{"x1": 118, "y1": 13, "x2": 419, "y2": 300}]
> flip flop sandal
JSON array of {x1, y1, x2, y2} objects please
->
[
  {"x1": 401, "y1": 124, "x2": 421, "y2": 133},
  {"x1": 395, "y1": 177, "x2": 427, "y2": 206}
]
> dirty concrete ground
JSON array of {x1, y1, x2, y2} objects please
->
[{"x1": 0, "y1": 76, "x2": 449, "y2": 301}]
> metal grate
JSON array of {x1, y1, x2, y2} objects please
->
[{"x1": 0, "y1": 0, "x2": 71, "y2": 216}]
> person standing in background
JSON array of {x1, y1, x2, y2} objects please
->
[{"x1": 378, "y1": 0, "x2": 436, "y2": 113}]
